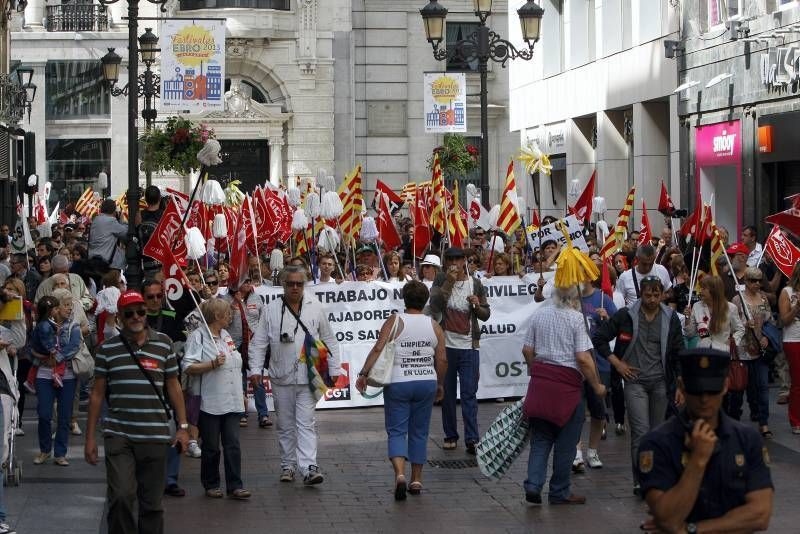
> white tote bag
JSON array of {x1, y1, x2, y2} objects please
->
[{"x1": 366, "y1": 314, "x2": 401, "y2": 387}]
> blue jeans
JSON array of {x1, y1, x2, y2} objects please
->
[
  {"x1": 442, "y1": 347, "x2": 480, "y2": 444},
  {"x1": 524, "y1": 394, "x2": 585, "y2": 500},
  {"x1": 384, "y1": 380, "x2": 437, "y2": 464},
  {"x1": 240, "y1": 369, "x2": 269, "y2": 418},
  {"x1": 36, "y1": 377, "x2": 77, "y2": 457},
  {"x1": 165, "y1": 445, "x2": 181, "y2": 487},
  {"x1": 726, "y1": 358, "x2": 770, "y2": 426}
]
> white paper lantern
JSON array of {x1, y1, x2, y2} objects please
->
[
  {"x1": 317, "y1": 226, "x2": 340, "y2": 252},
  {"x1": 201, "y1": 180, "x2": 226, "y2": 206},
  {"x1": 291, "y1": 208, "x2": 308, "y2": 231},
  {"x1": 360, "y1": 216, "x2": 379, "y2": 242},
  {"x1": 270, "y1": 247, "x2": 284, "y2": 271},
  {"x1": 212, "y1": 213, "x2": 228, "y2": 239},
  {"x1": 321, "y1": 191, "x2": 343, "y2": 219},
  {"x1": 305, "y1": 192, "x2": 321, "y2": 219},
  {"x1": 185, "y1": 227, "x2": 207, "y2": 260}
]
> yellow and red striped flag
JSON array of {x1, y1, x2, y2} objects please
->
[
  {"x1": 401, "y1": 182, "x2": 417, "y2": 204},
  {"x1": 710, "y1": 222, "x2": 724, "y2": 276},
  {"x1": 429, "y1": 153, "x2": 446, "y2": 235},
  {"x1": 614, "y1": 186, "x2": 636, "y2": 240},
  {"x1": 448, "y1": 181, "x2": 468, "y2": 248},
  {"x1": 496, "y1": 159, "x2": 521, "y2": 235},
  {"x1": 338, "y1": 165, "x2": 363, "y2": 240},
  {"x1": 75, "y1": 188, "x2": 97, "y2": 217}
]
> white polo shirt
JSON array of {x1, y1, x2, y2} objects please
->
[{"x1": 617, "y1": 264, "x2": 672, "y2": 306}]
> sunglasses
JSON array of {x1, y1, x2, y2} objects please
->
[
  {"x1": 145, "y1": 293, "x2": 163, "y2": 300},
  {"x1": 64, "y1": 228, "x2": 74, "y2": 232},
  {"x1": 206, "y1": 280, "x2": 218, "y2": 286},
  {"x1": 123, "y1": 309, "x2": 147, "y2": 319},
  {"x1": 285, "y1": 281, "x2": 304, "y2": 288},
  {"x1": 746, "y1": 278, "x2": 762, "y2": 283}
]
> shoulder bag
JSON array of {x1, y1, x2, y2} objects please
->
[
  {"x1": 367, "y1": 313, "x2": 401, "y2": 388},
  {"x1": 63, "y1": 321, "x2": 94, "y2": 380},
  {"x1": 727, "y1": 336, "x2": 748, "y2": 393}
]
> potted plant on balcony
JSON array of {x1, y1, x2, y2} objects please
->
[
  {"x1": 426, "y1": 133, "x2": 479, "y2": 182},
  {"x1": 140, "y1": 116, "x2": 215, "y2": 176}
]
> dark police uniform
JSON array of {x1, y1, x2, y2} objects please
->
[{"x1": 636, "y1": 348, "x2": 773, "y2": 524}]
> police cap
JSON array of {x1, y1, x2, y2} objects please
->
[{"x1": 678, "y1": 348, "x2": 730, "y2": 395}]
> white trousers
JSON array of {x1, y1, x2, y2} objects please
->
[{"x1": 271, "y1": 384, "x2": 318, "y2": 476}]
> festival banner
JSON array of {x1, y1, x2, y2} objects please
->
[
  {"x1": 423, "y1": 72, "x2": 467, "y2": 133},
  {"x1": 525, "y1": 215, "x2": 589, "y2": 252},
  {"x1": 159, "y1": 20, "x2": 226, "y2": 112},
  {"x1": 251, "y1": 274, "x2": 551, "y2": 409}
]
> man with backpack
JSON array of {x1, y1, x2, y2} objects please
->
[{"x1": 138, "y1": 186, "x2": 165, "y2": 279}]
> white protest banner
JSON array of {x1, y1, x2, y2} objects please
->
[
  {"x1": 159, "y1": 20, "x2": 225, "y2": 112},
  {"x1": 424, "y1": 72, "x2": 467, "y2": 133},
  {"x1": 526, "y1": 215, "x2": 589, "y2": 252}
]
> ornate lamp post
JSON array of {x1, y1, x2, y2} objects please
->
[
  {"x1": 420, "y1": 0, "x2": 543, "y2": 207},
  {"x1": 96, "y1": 0, "x2": 166, "y2": 289}
]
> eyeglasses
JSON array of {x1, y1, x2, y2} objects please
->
[
  {"x1": 77, "y1": 227, "x2": 85, "y2": 231},
  {"x1": 122, "y1": 309, "x2": 147, "y2": 319},
  {"x1": 468, "y1": 258, "x2": 479, "y2": 264},
  {"x1": 285, "y1": 281, "x2": 304, "y2": 288},
  {"x1": 145, "y1": 293, "x2": 163, "y2": 300},
  {"x1": 746, "y1": 278, "x2": 762, "y2": 283},
  {"x1": 206, "y1": 280, "x2": 218, "y2": 286}
]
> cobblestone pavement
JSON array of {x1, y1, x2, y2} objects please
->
[{"x1": 4, "y1": 387, "x2": 800, "y2": 533}]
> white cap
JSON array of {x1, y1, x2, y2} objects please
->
[{"x1": 420, "y1": 254, "x2": 441, "y2": 267}]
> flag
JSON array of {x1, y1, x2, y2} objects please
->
[
  {"x1": 166, "y1": 187, "x2": 190, "y2": 212},
  {"x1": 599, "y1": 231, "x2": 619, "y2": 259},
  {"x1": 448, "y1": 182, "x2": 468, "y2": 248},
  {"x1": 401, "y1": 183, "x2": 417, "y2": 204},
  {"x1": 710, "y1": 223, "x2": 724, "y2": 276},
  {"x1": 614, "y1": 187, "x2": 636, "y2": 240},
  {"x1": 162, "y1": 248, "x2": 192, "y2": 302},
  {"x1": 372, "y1": 180, "x2": 404, "y2": 214},
  {"x1": 764, "y1": 225, "x2": 800, "y2": 278},
  {"x1": 10, "y1": 212, "x2": 34, "y2": 254},
  {"x1": 680, "y1": 202, "x2": 702, "y2": 244},
  {"x1": 696, "y1": 204, "x2": 714, "y2": 246},
  {"x1": 339, "y1": 165, "x2": 363, "y2": 240},
  {"x1": 75, "y1": 188, "x2": 101, "y2": 218},
  {"x1": 377, "y1": 191, "x2": 401, "y2": 250},
  {"x1": 638, "y1": 200, "x2": 652, "y2": 247},
  {"x1": 228, "y1": 210, "x2": 249, "y2": 289},
  {"x1": 765, "y1": 193, "x2": 800, "y2": 238},
  {"x1": 470, "y1": 196, "x2": 491, "y2": 230},
  {"x1": 300, "y1": 332, "x2": 334, "y2": 402},
  {"x1": 429, "y1": 153, "x2": 446, "y2": 235},
  {"x1": 569, "y1": 170, "x2": 595, "y2": 222},
  {"x1": 658, "y1": 181, "x2": 676, "y2": 216},
  {"x1": 142, "y1": 197, "x2": 187, "y2": 266},
  {"x1": 530, "y1": 207, "x2": 541, "y2": 228},
  {"x1": 253, "y1": 186, "x2": 278, "y2": 239},
  {"x1": 413, "y1": 192, "x2": 432, "y2": 258},
  {"x1": 601, "y1": 260, "x2": 613, "y2": 297},
  {"x1": 497, "y1": 160, "x2": 521, "y2": 235}
]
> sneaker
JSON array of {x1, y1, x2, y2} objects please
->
[
  {"x1": 164, "y1": 484, "x2": 186, "y2": 497},
  {"x1": 33, "y1": 452, "x2": 51, "y2": 465},
  {"x1": 792, "y1": 427, "x2": 800, "y2": 435},
  {"x1": 615, "y1": 423, "x2": 626, "y2": 436},
  {"x1": 777, "y1": 393, "x2": 789, "y2": 405},
  {"x1": 525, "y1": 491, "x2": 542, "y2": 504},
  {"x1": 633, "y1": 484, "x2": 642, "y2": 497},
  {"x1": 54, "y1": 457, "x2": 69, "y2": 467},
  {"x1": 0, "y1": 521, "x2": 16, "y2": 534},
  {"x1": 572, "y1": 451, "x2": 585, "y2": 474},
  {"x1": 280, "y1": 468, "x2": 295, "y2": 482},
  {"x1": 13, "y1": 427, "x2": 24, "y2": 437},
  {"x1": 186, "y1": 440, "x2": 202, "y2": 458},
  {"x1": 586, "y1": 449, "x2": 603, "y2": 469},
  {"x1": 465, "y1": 442, "x2": 477, "y2": 455},
  {"x1": 70, "y1": 421, "x2": 82, "y2": 435},
  {"x1": 303, "y1": 465, "x2": 324, "y2": 486}
]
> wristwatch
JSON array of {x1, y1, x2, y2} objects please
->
[
  {"x1": 686, "y1": 523, "x2": 697, "y2": 534},
  {"x1": 179, "y1": 423, "x2": 189, "y2": 431},
  {"x1": 358, "y1": 370, "x2": 368, "y2": 378}
]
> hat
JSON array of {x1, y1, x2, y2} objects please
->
[
  {"x1": 726, "y1": 243, "x2": 749, "y2": 256},
  {"x1": 117, "y1": 290, "x2": 145, "y2": 309},
  {"x1": 420, "y1": 254, "x2": 441, "y2": 267},
  {"x1": 356, "y1": 245, "x2": 376, "y2": 256},
  {"x1": 678, "y1": 348, "x2": 731, "y2": 395},
  {"x1": 444, "y1": 247, "x2": 465, "y2": 259}
]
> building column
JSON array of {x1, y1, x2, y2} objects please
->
[
  {"x1": 23, "y1": 0, "x2": 45, "y2": 28},
  {"x1": 268, "y1": 136, "x2": 284, "y2": 187},
  {"x1": 27, "y1": 62, "x2": 46, "y2": 186},
  {"x1": 109, "y1": 58, "x2": 129, "y2": 195}
]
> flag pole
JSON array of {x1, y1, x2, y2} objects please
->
[{"x1": 246, "y1": 194, "x2": 264, "y2": 284}]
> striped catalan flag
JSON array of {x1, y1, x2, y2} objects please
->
[
  {"x1": 74, "y1": 188, "x2": 96, "y2": 217},
  {"x1": 600, "y1": 230, "x2": 619, "y2": 259},
  {"x1": 448, "y1": 181, "x2": 468, "y2": 248},
  {"x1": 429, "y1": 153, "x2": 446, "y2": 235},
  {"x1": 710, "y1": 222, "x2": 724, "y2": 276},
  {"x1": 496, "y1": 159, "x2": 521, "y2": 235},
  {"x1": 401, "y1": 182, "x2": 417, "y2": 205},
  {"x1": 338, "y1": 165, "x2": 363, "y2": 239},
  {"x1": 614, "y1": 187, "x2": 636, "y2": 241}
]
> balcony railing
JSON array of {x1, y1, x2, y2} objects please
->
[
  {"x1": 179, "y1": 0, "x2": 289, "y2": 10},
  {"x1": 46, "y1": 4, "x2": 109, "y2": 32}
]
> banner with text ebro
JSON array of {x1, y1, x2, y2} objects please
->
[
  {"x1": 254, "y1": 275, "x2": 548, "y2": 409},
  {"x1": 159, "y1": 19, "x2": 225, "y2": 112},
  {"x1": 423, "y1": 72, "x2": 467, "y2": 133}
]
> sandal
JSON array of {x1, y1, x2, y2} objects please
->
[
  {"x1": 408, "y1": 481, "x2": 423, "y2": 495},
  {"x1": 442, "y1": 439, "x2": 457, "y2": 451},
  {"x1": 259, "y1": 416, "x2": 273, "y2": 428},
  {"x1": 229, "y1": 488, "x2": 252, "y2": 500},
  {"x1": 394, "y1": 475, "x2": 407, "y2": 501},
  {"x1": 205, "y1": 488, "x2": 224, "y2": 498}
]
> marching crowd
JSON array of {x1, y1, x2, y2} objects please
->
[{"x1": 0, "y1": 183, "x2": 792, "y2": 533}]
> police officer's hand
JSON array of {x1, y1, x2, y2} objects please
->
[{"x1": 686, "y1": 419, "x2": 717, "y2": 465}]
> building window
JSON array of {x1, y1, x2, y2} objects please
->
[
  {"x1": 45, "y1": 61, "x2": 110, "y2": 119},
  {"x1": 46, "y1": 139, "x2": 110, "y2": 209},
  {"x1": 446, "y1": 22, "x2": 480, "y2": 72},
  {"x1": 179, "y1": 0, "x2": 289, "y2": 10},
  {"x1": 707, "y1": 0, "x2": 740, "y2": 28}
]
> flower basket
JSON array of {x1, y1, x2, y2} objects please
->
[
  {"x1": 427, "y1": 133, "x2": 479, "y2": 179},
  {"x1": 140, "y1": 116, "x2": 215, "y2": 176}
]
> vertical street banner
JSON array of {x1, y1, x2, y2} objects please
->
[
  {"x1": 424, "y1": 72, "x2": 467, "y2": 133},
  {"x1": 159, "y1": 20, "x2": 226, "y2": 112}
]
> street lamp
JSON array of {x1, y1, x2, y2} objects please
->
[
  {"x1": 96, "y1": 0, "x2": 168, "y2": 290},
  {"x1": 420, "y1": 0, "x2": 544, "y2": 207}
]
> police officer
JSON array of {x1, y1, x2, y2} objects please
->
[{"x1": 637, "y1": 348, "x2": 773, "y2": 534}]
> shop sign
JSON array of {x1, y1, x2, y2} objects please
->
[
  {"x1": 758, "y1": 125, "x2": 773, "y2": 154},
  {"x1": 546, "y1": 122, "x2": 566, "y2": 154},
  {"x1": 761, "y1": 47, "x2": 800, "y2": 88},
  {"x1": 695, "y1": 121, "x2": 741, "y2": 167}
]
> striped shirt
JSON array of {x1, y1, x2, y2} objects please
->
[{"x1": 95, "y1": 329, "x2": 178, "y2": 443}]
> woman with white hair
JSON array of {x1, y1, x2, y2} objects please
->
[{"x1": 521, "y1": 285, "x2": 607, "y2": 505}]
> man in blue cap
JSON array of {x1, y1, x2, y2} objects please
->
[{"x1": 637, "y1": 348, "x2": 773, "y2": 533}]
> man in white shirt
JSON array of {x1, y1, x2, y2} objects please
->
[
  {"x1": 742, "y1": 225, "x2": 764, "y2": 267},
  {"x1": 616, "y1": 244, "x2": 672, "y2": 306},
  {"x1": 248, "y1": 266, "x2": 340, "y2": 485}
]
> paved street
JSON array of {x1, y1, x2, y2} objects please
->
[{"x1": 5, "y1": 387, "x2": 800, "y2": 533}]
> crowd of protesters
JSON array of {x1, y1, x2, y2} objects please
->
[{"x1": 0, "y1": 184, "x2": 791, "y2": 533}]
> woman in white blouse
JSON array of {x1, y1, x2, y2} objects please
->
[
  {"x1": 684, "y1": 275, "x2": 745, "y2": 352},
  {"x1": 182, "y1": 298, "x2": 251, "y2": 500}
]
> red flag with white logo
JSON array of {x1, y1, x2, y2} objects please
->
[
  {"x1": 569, "y1": 171, "x2": 595, "y2": 222},
  {"x1": 765, "y1": 194, "x2": 800, "y2": 238},
  {"x1": 143, "y1": 197, "x2": 187, "y2": 266},
  {"x1": 765, "y1": 226, "x2": 800, "y2": 278},
  {"x1": 377, "y1": 192, "x2": 401, "y2": 250},
  {"x1": 658, "y1": 181, "x2": 676, "y2": 217},
  {"x1": 413, "y1": 193, "x2": 432, "y2": 258},
  {"x1": 228, "y1": 210, "x2": 249, "y2": 289},
  {"x1": 638, "y1": 200, "x2": 652, "y2": 247},
  {"x1": 601, "y1": 259, "x2": 613, "y2": 297}
]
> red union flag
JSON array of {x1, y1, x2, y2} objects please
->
[
  {"x1": 142, "y1": 197, "x2": 187, "y2": 266},
  {"x1": 765, "y1": 226, "x2": 800, "y2": 278}
]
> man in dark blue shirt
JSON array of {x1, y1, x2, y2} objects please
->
[{"x1": 637, "y1": 348, "x2": 773, "y2": 533}]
